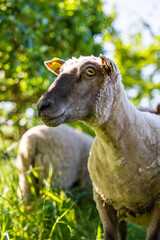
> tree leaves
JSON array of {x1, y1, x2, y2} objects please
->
[{"x1": 0, "y1": 0, "x2": 111, "y2": 148}]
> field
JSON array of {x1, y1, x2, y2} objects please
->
[{"x1": 0, "y1": 158, "x2": 146, "y2": 240}]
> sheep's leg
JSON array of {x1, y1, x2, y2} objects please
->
[
  {"x1": 119, "y1": 220, "x2": 127, "y2": 240},
  {"x1": 146, "y1": 204, "x2": 160, "y2": 240},
  {"x1": 94, "y1": 190, "x2": 117, "y2": 240}
]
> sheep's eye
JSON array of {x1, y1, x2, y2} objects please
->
[{"x1": 85, "y1": 67, "x2": 95, "y2": 76}]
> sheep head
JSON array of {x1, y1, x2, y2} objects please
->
[{"x1": 37, "y1": 55, "x2": 120, "y2": 127}]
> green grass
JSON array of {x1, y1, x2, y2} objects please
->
[{"x1": 0, "y1": 159, "x2": 146, "y2": 240}]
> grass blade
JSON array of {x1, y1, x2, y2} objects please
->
[{"x1": 49, "y1": 201, "x2": 77, "y2": 238}]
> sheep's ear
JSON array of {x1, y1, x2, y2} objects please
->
[
  {"x1": 44, "y1": 57, "x2": 65, "y2": 75},
  {"x1": 100, "y1": 54, "x2": 117, "y2": 76}
]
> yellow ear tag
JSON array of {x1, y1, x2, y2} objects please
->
[
  {"x1": 44, "y1": 57, "x2": 65, "y2": 75},
  {"x1": 51, "y1": 57, "x2": 60, "y2": 63},
  {"x1": 102, "y1": 58, "x2": 109, "y2": 70},
  {"x1": 51, "y1": 62, "x2": 62, "y2": 71}
]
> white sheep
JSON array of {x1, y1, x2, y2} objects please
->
[
  {"x1": 37, "y1": 55, "x2": 160, "y2": 240},
  {"x1": 17, "y1": 124, "x2": 93, "y2": 199}
]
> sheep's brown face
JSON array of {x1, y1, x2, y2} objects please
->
[{"x1": 37, "y1": 55, "x2": 117, "y2": 127}]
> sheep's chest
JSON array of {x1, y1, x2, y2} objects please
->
[{"x1": 88, "y1": 138, "x2": 160, "y2": 225}]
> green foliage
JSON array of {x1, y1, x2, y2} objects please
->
[
  {"x1": 0, "y1": 0, "x2": 113, "y2": 150},
  {"x1": 110, "y1": 35, "x2": 160, "y2": 106}
]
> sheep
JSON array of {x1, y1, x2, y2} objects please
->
[
  {"x1": 17, "y1": 124, "x2": 93, "y2": 200},
  {"x1": 37, "y1": 55, "x2": 160, "y2": 240}
]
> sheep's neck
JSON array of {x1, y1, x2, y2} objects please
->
[
  {"x1": 94, "y1": 83, "x2": 131, "y2": 139},
  {"x1": 92, "y1": 81, "x2": 152, "y2": 164}
]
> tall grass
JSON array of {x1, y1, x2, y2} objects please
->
[{"x1": 0, "y1": 159, "x2": 146, "y2": 240}]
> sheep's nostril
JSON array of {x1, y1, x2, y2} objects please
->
[{"x1": 38, "y1": 101, "x2": 51, "y2": 112}]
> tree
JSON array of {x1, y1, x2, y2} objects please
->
[
  {"x1": 0, "y1": 0, "x2": 115, "y2": 152},
  {"x1": 105, "y1": 25, "x2": 160, "y2": 106}
]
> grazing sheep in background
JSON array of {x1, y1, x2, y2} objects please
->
[
  {"x1": 17, "y1": 124, "x2": 93, "y2": 199},
  {"x1": 157, "y1": 104, "x2": 160, "y2": 114},
  {"x1": 37, "y1": 55, "x2": 160, "y2": 240},
  {"x1": 138, "y1": 104, "x2": 160, "y2": 115}
]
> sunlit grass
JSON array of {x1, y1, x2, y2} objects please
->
[
  {"x1": 0, "y1": 159, "x2": 146, "y2": 240},
  {"x1": 0, "y1": 160, "x2": 101, "y2": 240}
]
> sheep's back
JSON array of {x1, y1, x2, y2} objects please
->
[{"x1": 17, "y1": 124, "x2": 93, "y2": 191}]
